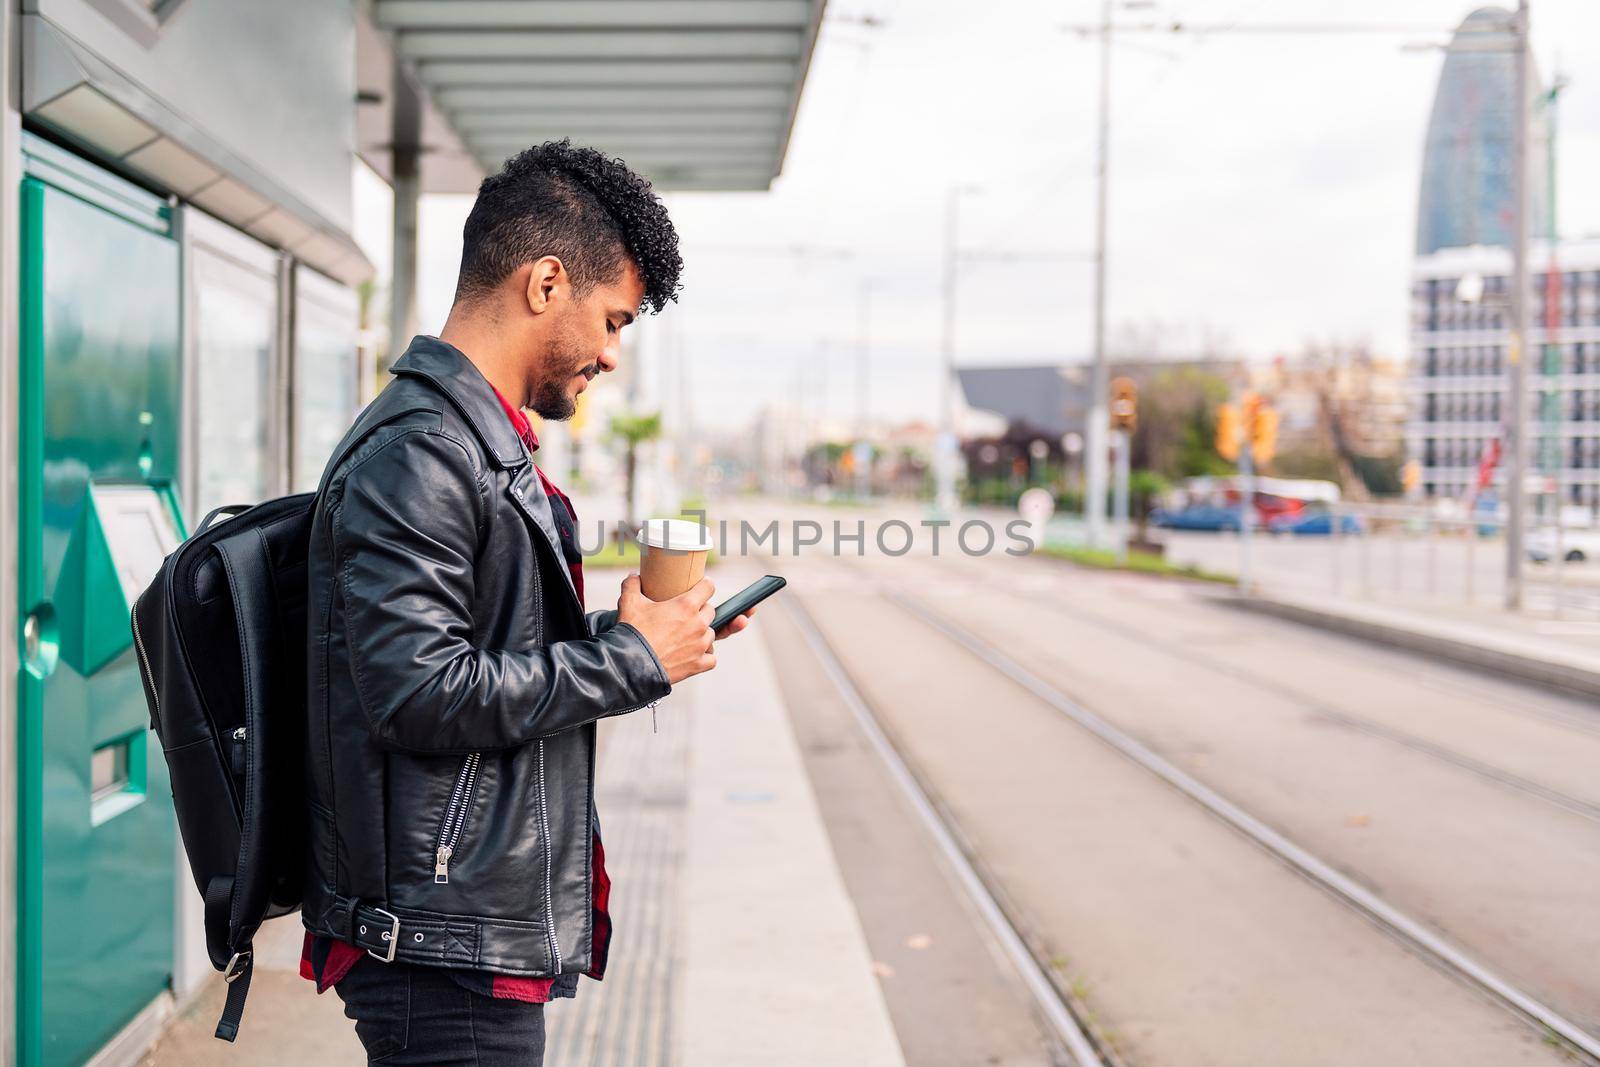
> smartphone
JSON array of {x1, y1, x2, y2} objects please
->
[{"x1": 711, "y1": 575, "x2": 787, "y2": 632}]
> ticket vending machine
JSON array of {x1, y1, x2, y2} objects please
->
[{"x1": 16, "y1": 137, "x2": 182, "y2": 1067}]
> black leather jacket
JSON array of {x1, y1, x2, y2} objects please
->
[{"x1": 301, "y1": 336, "x2": 672, "y2": 978}]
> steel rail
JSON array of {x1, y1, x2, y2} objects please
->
[
  {"x1": 783, "y1": 595, "x2": 1109, "y2": 1067},
  {"x1": 979, "y1": 575, "x2": 1600, "y2": 824},
  {"x1": 885, "y1": 588, "x2": 1600, "y2": 1062}
]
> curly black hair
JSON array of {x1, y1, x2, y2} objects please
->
[{"x1": 456, "y1": 140, "x2": 682, "y2": 314}]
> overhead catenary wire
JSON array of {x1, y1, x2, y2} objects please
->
[{"x1": 1060, "y1": 20, "x2": 1517, "y2": 37}]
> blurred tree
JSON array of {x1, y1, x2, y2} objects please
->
[
  {"x1": 1128, "y1": 365, "x2": 1236, "y2": 479},
  {"x1": 801, "y1": 441, "x2": 851, "y2": 486},
  {"x1": 1258, "y1": 341, "x2": 1407, "y2": 499},
  {"x1": 1108, "y1": 318, "x2": 1244, "y2": 482},
  {"x1": 1268, "y1": 444, "x2": 1342, "y2": 483},
  {"x1": 608, "y1": 411, "x2": 662, "y2": 530},
  {"x1": 1129, "y1": 469, "x2": 1170, "y2": 543}
]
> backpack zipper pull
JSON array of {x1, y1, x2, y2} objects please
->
[
  {"x1": 230, "y1": 727, "x2": 246, "y2": 776},
  {"x1": 435, "y1": 845, "x2": 453, "y2": 884}
]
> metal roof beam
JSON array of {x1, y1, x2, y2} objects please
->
[
  {"x1": 376, "y1": 1, "x2": 812, "y2": 30},
  {"x1": 454, "y1": 110, "x2": 784, "y2": 133},
  {"x1": 470, "y1": 131, "x2": 780, "y2": 151},
  {"x1": 470, "y1": 144, "x2": 777, "y2": 167},
  {"x1": 416, "y1": 59, "x2": 798, "y2": 87},
  {"x1": 398, "y1": 30, "x2": 803, "y2": 60},
  {"x1": 439, "y1": 86, "x2": 791, "y2": 110},
  {"x1": 466, "y1": 153, "x2": 776, "y2": 189}
]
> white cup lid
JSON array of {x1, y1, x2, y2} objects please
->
[{"x1": 636, "y1": 518, "x2": 713, "y2": 552}]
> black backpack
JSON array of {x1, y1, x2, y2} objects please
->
[{"x1": 131, "y1": 492, "x2": 317, "y2": 1041}]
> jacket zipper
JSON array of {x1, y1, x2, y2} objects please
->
[
  {"x1": 130, "y1": 603, "x2": 160, "y2": 725},
  {"x1": 230, "y1": 726, "x2": 247, "y2": 776},
  {"x1": 432, "y1": 753, "x2": 482, "y2": 884},
  {"x1": 537, "y1": 740, "x2": 562, "y2": 971},
  {"x1": 524, "y1": 696, "x2": 658, "y2": 972}
]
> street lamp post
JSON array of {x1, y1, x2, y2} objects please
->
[
  {"x1": 936, "y1": 185, "x2": 975, "y2": 515},
  {"x1": 856, "y1": 279, "x2": 873, "y2": 499},
  {"x1": 1082, "y1": 0, "x2": 1115, "y2": 549},
  {"x1": 1505, "y1": 0, "x2": 1530, "y2": 610}
]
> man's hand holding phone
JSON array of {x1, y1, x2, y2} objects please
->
[
  {"x1": 615, "y1": 575, "x2": 750, "y2": 686},
  {"x1": 617, "y1": 573, "x2": 764, "y2": 685}
]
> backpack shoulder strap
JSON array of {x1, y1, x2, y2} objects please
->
[
  {"x1": 204, "y1": 874, "x2": 252, "y2": 1041},
  {"x1": 205, "y1": 524, "x2": 286, "y2": 1042}
]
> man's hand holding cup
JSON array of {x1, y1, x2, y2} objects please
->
[
  {"x1": 618, "y1": 518, "x2": 754, "y2": 683},
  {"x1": 617, "y1": 574, "x2": 717, "y2": 684}
]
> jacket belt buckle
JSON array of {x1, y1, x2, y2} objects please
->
[{"x1": 366, "y1": 908, "x2": 401, "y2": 963}]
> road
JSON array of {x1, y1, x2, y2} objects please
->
[
  {"x1": 735, "y1": 500, "x2": 1600, "y2": 1065},
  {"x1": 1161, "y1": 527, "x2": 1600, "y2": 618}
]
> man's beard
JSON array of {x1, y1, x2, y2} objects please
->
[{"x1": 529, "y1": 328, "x2": 596, "y2": 421}]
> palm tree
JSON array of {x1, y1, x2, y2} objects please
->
[{"x1": 608, "y1": 411, "x2": 662, "y2": 540}]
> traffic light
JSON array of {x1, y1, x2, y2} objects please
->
[
  {"x1": 1215, "y1": 403, "x2": 1241, "y2": 461},
  {"x1": 1249, "y1": 405, "x2": 1278, "y2": 465},
  {"x1": 1110, "y1": 376, "x2": 1138, "y2": 432},
  {"x1": 1217, "y1": 395, "x2": 1277, "y2": 464},
  {"x1": 1401, "y1": 458, "x2": 1422, "y2": 495}
]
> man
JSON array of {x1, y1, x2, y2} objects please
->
[{"x1": 300, "y1": 141, "x2": 749, "y2": 1064}]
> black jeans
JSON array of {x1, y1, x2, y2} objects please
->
[{"x1": 334, "y1": 959, "x2": 546, "y2": 1065}]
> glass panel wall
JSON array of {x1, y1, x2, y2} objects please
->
[
  {"x1": 292, "y1": 264, "x2": 360, "y2": 492},
  {"x1": 186, "y1": 211, "x2": 281, "y2": 517}
]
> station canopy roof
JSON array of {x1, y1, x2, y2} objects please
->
[{"x1": 361, "y1": 0, "x2": 827, "y2": 193}]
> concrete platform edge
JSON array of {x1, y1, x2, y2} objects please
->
[{"x1": 1224, "y1": 595, "x2": 1600, "y2": 703}]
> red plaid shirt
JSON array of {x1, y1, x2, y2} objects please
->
[{"x1": 301, "y1": 389, "x2": 611, "y2": 1003}]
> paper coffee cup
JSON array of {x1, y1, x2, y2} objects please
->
[{"x1": 636, "y1": 519, "x2": 713, "y2": 601}]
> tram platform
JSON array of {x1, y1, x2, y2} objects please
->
[{"x1": 137, "y1": 567, "x2": 903, "y2": 1066}]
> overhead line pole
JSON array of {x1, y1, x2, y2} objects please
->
[
  {"x1": 1541, "y1": 71, "x2": 1568, "y2": 615},
  {"x1": 1084, "y1": 0, "x2": 1113, "y2": 549},
  {"x1": 936, "y1": 186, "x2": 965, "y2": 516},
  {"x1": 1505, "y1": 0, "x2": 1530, "y2": 610},
  {"x1": 856, "y1": 280, "x2": 873, "y2": 498}
]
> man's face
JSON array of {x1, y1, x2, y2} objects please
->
[{"x1": 529, "y1": 259, "x2": 645, "y2": 420}]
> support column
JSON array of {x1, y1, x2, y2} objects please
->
[
  {"x1": 389, "y1": 147, "x2": 419, "y2": 363},
  {"x1": 388, "y1": 69, "x2": 423, "y2": 367}
]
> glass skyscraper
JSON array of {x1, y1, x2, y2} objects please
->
[
  {"x1": 1414, "y1": 6, "x2": 1548, "y2": 256},
  {"x1": 1407, "y1": 9, "x2": 1600, "y2": 513}
]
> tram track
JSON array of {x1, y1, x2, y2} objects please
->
[
  {"x1": 954, "y1": 569, "x2": 1600, "y2": 825},
  {"x1": 783, "y1": 593, "x2": 1112, "y2": 1067},
  {"x1": 734, "y1": 509, "x2": 1596, "y2": 1062},
  {"x1": 844, "y1": 582, "x2": 1600, "y2": 1062},
  {"x1": 787, "y1": 542, "x2": 1600, "y2": 818}
]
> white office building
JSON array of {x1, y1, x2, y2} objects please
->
[{"x1": 1407, "y1": 240, "x2": 1600, "y2": 510}]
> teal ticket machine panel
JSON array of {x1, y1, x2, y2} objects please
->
[
  {"x1": 16, "y1": 138, "x2": 182, "y2": 1067},
  {"x1": 56, "y1": 483, "x2": 183, "y2": 680}
]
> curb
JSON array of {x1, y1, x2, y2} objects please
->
[{"x1": 1223, "y1": 595, "x2": 1600, "y2": 704}]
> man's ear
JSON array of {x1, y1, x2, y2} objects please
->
[{"x1": 525, "y1": 256, "x2": 565, "y2": 315}]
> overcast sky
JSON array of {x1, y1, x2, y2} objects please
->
[{"x1": 373, "y1": 0, "x2": 1600, "y2": 433}]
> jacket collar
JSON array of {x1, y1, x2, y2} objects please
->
[{"x1": 390, "y1": 336, "x2": 526, "y2": 469}]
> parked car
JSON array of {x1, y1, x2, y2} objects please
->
[
  {"x1": 1526, "y1": 527, "x2": 1600, "y2": 563},
  {"x1": 1267, "y1": 510, "x2": 1363, "y2": 536},
  {"x1": 1150, "y1": 505, "x2": 1244, "y2": 532}
]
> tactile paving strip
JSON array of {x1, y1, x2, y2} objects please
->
[{"x1": 544, "y1": 691, "x2": 690, "y2": 1066}]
